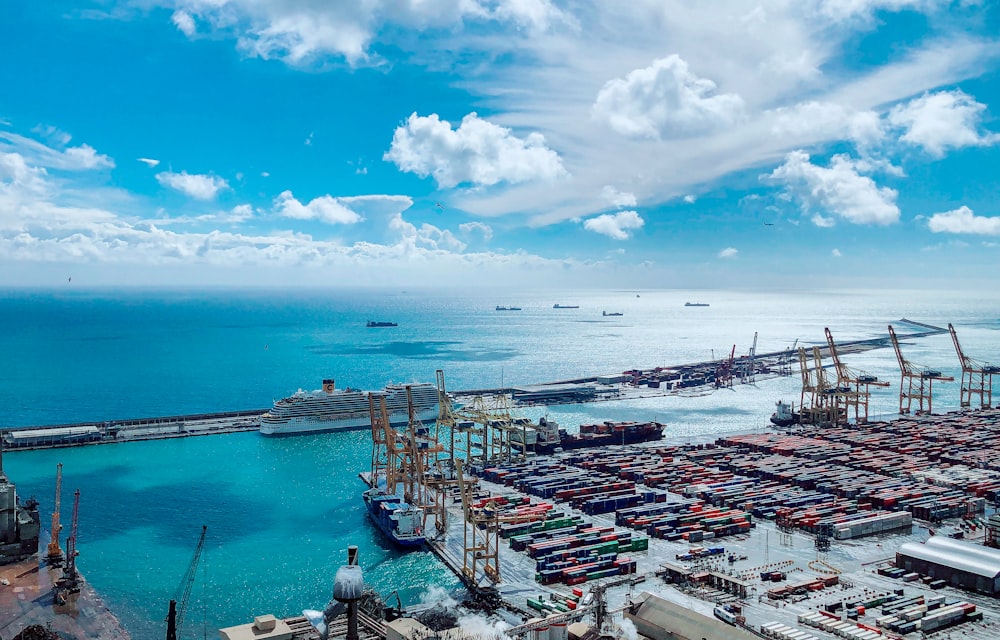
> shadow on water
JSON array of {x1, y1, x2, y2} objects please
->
[{"x1": 24, "y1": 464, "x2": 273, "y2": 551}]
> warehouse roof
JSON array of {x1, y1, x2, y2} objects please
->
[{"x1": 898, "y1": 535, "x2": 1000, "y2": 579}]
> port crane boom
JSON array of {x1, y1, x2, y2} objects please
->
[
  {"x1": 825, "y1": 328, "x2": 889, "y2": 424},
  {"x1": 46, "y1": 463, "x2": 64, "y2": 565},
  {"x1": 949, "y1": 323, "x2": 999, "y2": 409},
  {"x1": 167, "y1": 525, "x2": 207, "y2": 640},
  {"x1": 888, "y1": 324, "x2": 953, "y2": 415}
]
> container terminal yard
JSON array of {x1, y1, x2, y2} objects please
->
[{"x1": 3, "y1": 320, "x2": 1000, "y2": 640}]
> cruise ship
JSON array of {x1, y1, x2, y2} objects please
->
[{"x1": 259, "y1": 379, "x2": 440, "y2": 436}]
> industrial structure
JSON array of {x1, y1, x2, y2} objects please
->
[
  {"x1": 0, "y1": 441, "x2": 40, "y2": 565},
  {"x1": 824, "y1": 327, "x2": 889, "y2": 424},
  {"x1": 949, "y1": 323, "x2": 999, "y2": 409},
  {"x1": 889, "y1": 324, "x2": 954, "y2": 415},
  {"x1": 896, "y1": 536, "x2": 1000, "y2": 595}
]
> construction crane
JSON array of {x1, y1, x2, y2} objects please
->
[
  {"x1": 54, "y1": 489, "x2": 81, "y2": 604},
  {"x1": 166, "y1": 525, "x2": 207, "y2": 640},
  {"x1": 888, "y1": 324, "x2": 953, "y2": 415},
  {"x1": 825, "y1": 328, "x2": 889, "y2": 424},
  {"x1": 46, "y1": 463, "x2": 64, "y2": 566},
  {"x1": 949, "y1": 323, "x2": 999, "y2": 409}
]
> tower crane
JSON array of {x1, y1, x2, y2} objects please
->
[
  {"x1": 825, "y1": 328, "x2": 889, "y2": 424},
  {"x1": 46, "y1": 463, "x2": 64, "y2": 566},
  {"x1": 54, "y1": 489, "x2": 81, "y2": 604},
  {"x1": 888, "y1": 324, "x2": 953, "y2": 415},
  {"x1": 166, "y1": 525, "x2": 207, "y2": 640},
  {"x1": 949, "y1": 323, "x2": 999, "y2": 409}
]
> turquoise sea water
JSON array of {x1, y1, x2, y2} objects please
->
[{"x1": 2, "y1": 286, "x2": 999, "y2": 638}]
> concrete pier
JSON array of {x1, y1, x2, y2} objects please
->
[{"x1": 0, "y1": 557, "x2": 130, "y2": 640}]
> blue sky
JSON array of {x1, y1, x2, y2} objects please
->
[{"x1": 1, "y1": 1, "x2": 998, "y2": 288}]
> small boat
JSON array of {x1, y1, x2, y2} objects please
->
[
  {"x1": 684, "y1": 302, "x2": 709, "y2": 307},
  {"x1": 770, "y1": 400, "x2": 800, "y2": 427},
  {"x1": 602, "y1": 311, "x2": 623, "y2": 317},
  {"x1": 366, "y1": 321, "x2": 398, "y2": 327},
  {"x1": 496, "y1": 305, "x2": 522, "y2": 311},
  {"x1": 553, "y1": 304, "x2": 580, "y2": 309}
]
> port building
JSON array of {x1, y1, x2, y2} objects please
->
[{"x1": 896, "y1": 536, "x2": 1000, "y2": 595}]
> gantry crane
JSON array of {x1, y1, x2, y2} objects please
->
[
  {"x1": 46, "y1": 463, "x2": 64, "y2": 566},
  {"x1": 825, "y1": 328, "x2": 889, "y2": 424},
  {"x1": 799, "y1": 346, "x2": 838, "y2": 425},
  {"x1": 54, "y1": 489, "x2": 81, "y2": 604},
  {"x1": 888, "y1": 324, "x2": 953, "y2": 415},
  {"x1": 798, "y1": 347, "x2": 818, "y2": 421},
  {"x1": 166, "y1": 525, "x2": 207, "y2": 640},
  {"x1": 742, "y1": 331, "x2": 758, "y2": 384},
  {"x1": 949, "y1": 323, "x2": 999, "y2": 409},
  {"x1": 715, "y1": 345, "x2": 736, "y2": 389}
]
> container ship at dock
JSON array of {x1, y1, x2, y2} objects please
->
[
  {"x1": 511, "y1": 417, "x2": 664, "y2": 454},
  {"x1": 362, "y1": 487, "x2": 426, "y2": 548}
]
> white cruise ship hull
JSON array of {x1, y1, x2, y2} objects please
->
[{"x1": 260, "y1": 406, "x2": 440, "y2": 436}]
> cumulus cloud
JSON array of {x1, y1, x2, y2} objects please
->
[
  {"x1": 172, "y1": 10, "x2": 196, "y2": 36},
  {"x1": 137, "y1": 157, "x2": 160, "y2": 168},
  {"x1": 832, "y1": 248, "x2": 842, "y2": 257},
  {"x1": 384, "y1": 112, "x2": 567, "y2": 189},
  {"x1": 1, "y1": 132, "x2": 114, "y2": 171},
  {"x1": 888, "y1": 90, "x2": 999, "y2": 157},
  {"x1": 683, "y1": 195, "x2": 696, "y2": 204},
  {"x1": 583, "y1": 210, "x2": 644, "y2": 240},
  {"x1": 390, "y1": 214, "x2": 466, "y2": 251},
  {"x1": 767, "y1": 150, "x2": 899, "y2": 226},
  {"x1": 719, "y1": 247, "x2": 738, "y2": 258},
  {"x1": 459, "y1": 221, "x2": 493, "y2": 242},
  {"x1": 927, "y1": 205, "x2": 1000, "y2": 236},
  {"x1": 601, "y1": 185, "x2": 637, "y2": 208},
  {"x1": 156, "y1": 171, "x2": 229, "y2": 200},
  {"x1": 274, "y1": 190, "x2": 362, "y2": 224},
  {"x1": 592, "y1": 55, "x2": 744, "y2": 139}
]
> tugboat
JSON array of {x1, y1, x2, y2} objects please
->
[
  {"x1": 770, "y1": 400, "x2": 800, "y2": 427},
  {"x1": 362, "y1": 487, "x2": 425, "y2": 548}
]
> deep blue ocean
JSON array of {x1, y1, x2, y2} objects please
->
[{"x1": 2, "y1": 286, "x2": 999, "y2": 639}]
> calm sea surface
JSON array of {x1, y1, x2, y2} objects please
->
[{"x1": 2, "y1": 286, "x2": 998, "y2": 638}]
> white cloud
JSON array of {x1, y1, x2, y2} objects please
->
[
  {"x1": 832, "y1": 248, "x2": 842, "y2": 257},
  {"x1": 0, "y1": 132, "x2": 114, "y2": 171},
  {"x1": 390, "y1": 214, "x2": 466, "y2": 252},
  {"x1": 172, "y1": 10, "x2": 196, "y2": 36},
  {"x1": 769, "y1": 101, "x2": 883, "y2": 147},
  {"x1": 384, "y1": 112, "x2": 567, "y2": 188},
  {"x1": 683, "y1": 195, "x2": 696, "y2": 204},
  {"x1": 138, "y1": 157, "x2": 160, "y2": 168},
  {"x1": 583, "y1": 210, "x2": 644, "y2": 240},
  {"x1": 888, "y1": 90, "x2": 999, "y2": 157},
  {"x1": 166, "y1": 0, "x2": 566, "y2": 66},
  {"x1": 274, "y1": 190, "x2": 362, "y2": 225},
  {"x1": 718, "y1": 247, "x2": 738, "y2": 258},
  {"x1": 156, "y1": 171, "x2": 229, "y2": 200},
  {"x1": 304, "y1": 132, "x2": 313, "y2": 146},
  {"x1": 767, "y1": 150, "x2": 899, "y2": 226},
  {"x1": 927, "y1": 205, "x2": 1000, "y2": 236},
  {"x1": 592, "y1": 55, "x2": 744, "y2": 139},
  {"x1": 459, "y1": 221, "x2": 493, "y2": 242},
  {"x1": 601, "y1": 186, "x2": 637, "y2": 208},
  {"x1": 812, "y1": 214, "x2": 836, "y2": 227}
]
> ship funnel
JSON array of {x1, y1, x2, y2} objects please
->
[
  {"x1": 333, "y1": 546, "x2": 364, "y2": 640},
  {"x1": 322, "y1": 379, "x2": 335, "y2": 394}
]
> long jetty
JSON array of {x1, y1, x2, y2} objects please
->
[{"x1": 1, "y1": 320, "x2": 949, "y2": 451}]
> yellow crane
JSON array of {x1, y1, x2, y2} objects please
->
[
  {"x1": 949, "y1": 323, "x2": 999, "y2": 409},
  {"x1": 888, "y1": 324, "x2": 953, "y2": 415},
  {"x1": 46, "y1": 463, "x2": 63, "y2": 566},
  {"x1": 825, "y1": 328, "x2": 889, "y2": 424}
]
